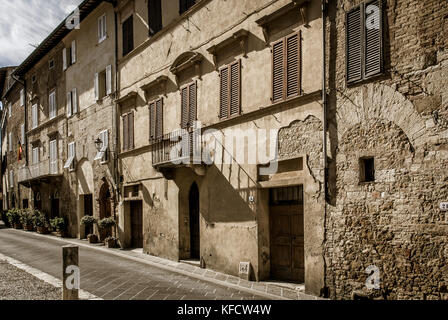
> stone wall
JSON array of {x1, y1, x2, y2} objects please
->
[{"x1": 326, "y1": 0, "x2": 448, "y2": 300}]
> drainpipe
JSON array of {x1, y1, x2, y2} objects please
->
[{"x1": 321, "y1": 0, "x2": 328, "y2": 297}]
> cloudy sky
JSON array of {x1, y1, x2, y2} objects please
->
[{"x1": 0, "y1": 0, "x2": 83, "y2": 68}]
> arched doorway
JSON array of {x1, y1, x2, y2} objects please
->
[
  {"x1": 99, "y1": 182, "x2": 112, "y2": 219},
  {"x1": 189, "y1": 183, "x2": 200, "y2": 260},
  {"x1": 34, "y1": 191, "x2": 42, "y2": 211}
]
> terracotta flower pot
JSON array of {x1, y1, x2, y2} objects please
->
[
  {"x1": 13, "y1": 223, "x2": 23, "y2": 229},
  {"x1": 24, "y1": 224, "x2": 34, "y2": 232},
  {"x1": 37, "y1": 226, "x2": 49, "y2": 234},
  {"x1": 87, "y1": 234, "x2": 98, "y2": 244},
  {"x1": 106, "y1": 238, "x2": 117, "y2": 248}
]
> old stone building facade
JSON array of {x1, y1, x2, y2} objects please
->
[{"x1": 2, "y1": 0, "x2": 447, "y2": 300}]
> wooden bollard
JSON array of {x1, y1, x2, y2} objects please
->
[{"x1": 62, "y1": 245, "x2": 79, "y2": 300}]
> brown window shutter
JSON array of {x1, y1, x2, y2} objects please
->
[
  {"x1": 129, "y1": 112, "x2": 134, "y2": 150},
  {"x1": 188, "y1": 82, "x2": 197, "y2": 126},
  {"x1": 272, "y1": 39, "x2": 285, "y2": 102},
  {"x1": 346, "y1": 7, "x2": 362, "y2": 83},
  {"x1": 219, "y1": 66, "x2": 229, "y2": 119},
  {"x1": 123, "y1": 114, "x2": 128, "y2": 151},
  {"x1": 181, "y1": 87, "x2": 188, "y2": 129},
  {"x1": 156, "y1": 98, "x2": 163, "y2": 139},
  {"x1": 229, "y1": 60, "x2": 241, "y2": 116},
  {"x1": 286, "y1": 32, "x2": 301, "y2": 98},
  {"x1": 364, "y1": 0, "x2": 383, "y2": 77},
  {"x1": 149, "y1": 102, "x2": 155, "y2": 140}
]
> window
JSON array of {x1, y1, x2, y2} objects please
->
[
  {"x1": 8, "y1": 102, "x2": 11, "y2": 117},
  {"x1": 64, "y1": 142, "x2": 76, "y2": 171},
  {"x1": 122, "y1": 112, "x2": 134, "y2": 151},
  {"x1": 346, "y1": 0, "x2": 383, "y2": 83},
  {"x1": 122, "y1": 15, "x2": 134, "y2": 56},
  {"x1": 98, "y1": 14, "x2": 107, "y2": 43},
  {"x1": 94, "y1": 65, "x2": 112, "y2": 101},
  {"x1": 148, "y1": 0, "x2": 162, "y2": 36},
  {"x1": 49, "y1": 58, "x2": 55, "y2": 69},
  {"x1": 360, "y1": 157, "x2": 375, "y2": 182},
  {"x1": 94, "y1": 130, "x2": 109, "y2": 162},
  {"x1": 272, "y1": 32, "x2": 302, "y2": 103},
  {"x1": 32, "y1": 147, "x2": 39, "y2": 165},
  {"x1": 179, "y1": 0, "x2": 196, "y2": 14},
  {"x1": 149, "y1": 98, "x2": 163, "y2": 140},
  {"x1": 49, "y1": 90, "x2": 57, "y2": 119},
  {"x1": 31, "y1": 104, "x2": 38, "y2": 129},
  {"x1": 180, "y1": 82, "x2": 197, "y2": 129},
  {"x1": 220, "y1": 60, "x2": 241, "y2": 119},
  {"x1": 63, "y1": 40, "x2": 77, "y2": 71},
  {"x1": 67, "y1": 88, "x2": 78, "y2": 117},
  {"x1": 8, "y1": 132, "x2": 12, "y2": 152},
  {"x1": 20, "y1": 89, "x2": 25, "y2": 107}
]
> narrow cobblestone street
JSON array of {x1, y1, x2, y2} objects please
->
[{"x1": 0, "y1": 227, "x2": 267, "y2": 300}]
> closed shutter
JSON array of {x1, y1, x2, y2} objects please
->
[
  {"x1": 67, "y1": 92, "x2": 72, "y2": 117},
  {"x1": 286, "y1": 32, "x2": 300, "y2": 98},
  {"x1": 32, "y1": 104, "x2": 38, "y2": 128},
  {"x1": 20, "y1": 89, "x2": 25, "y2": 107},
  {"x1": 123, "y1": 114, "x2": 128, "y2": 151},
  {"x1": 106, "y1": 65, "x2": 112, "y2": 95},
  {"x1": 72, "y1": 88, "x2": 78, "y2": 114},
  {"x1": 71, "y1": 40, "x2": 76, "y2": 64},
  {"x1": 229, "y1": 60, "x2": 241, "y2": 116},
  {"x1": 149, "y1": 102, "x2": 156, "y2": 140},
  {"x1": 346, "y1": 7, "x2": 362, "y2": 83},
  {"x1": 8, "y1": 133, "x2": 12, "y2": 152},
  {"x1": 364, "y1": 0, "x2": 382, "y2": 77},
  {"x1": 272, "y1": 39, "x2": 284, "y2": 102},
  {"x1": 181, "y1": 87, "x2": 188, "y2": 129},
  {"x1": 188, "y1": 82, "x2": 197, "y2": 125},
  {"x1": 156, "y1": 98, "x2": 163, "y2": 138},
  {"x1": 63, "y1": 48, "x2": 67, "y2": 71},
  {"x1": 219, "y1": 67, "x2": 229, "y2": 119},
  {"x1": 129, "y1": 112, "x2": 134, "y2": 150},
  {"x1": 50, "y1": 140, "x2": 57, "y2": 174},
  {"x1": 21, "y1": 124, "x2": 25, "y2": 145},
  {"x1": 94, "y1": 73, "x2": 99, "y2": 101},
  {"x1": 148, "y1": 0, "x2": 162, "y2": 35},
  {"x1": 33, "y1": 147, "x2": 39, "y2": 164}
]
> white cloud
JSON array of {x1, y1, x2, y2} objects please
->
[{"x1": 0, "y1": 0, "x2": 83, "y2": 67}]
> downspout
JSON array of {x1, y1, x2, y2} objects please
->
[{"x1": 321, "y1": 0, "x2": 328, "y2": 297}]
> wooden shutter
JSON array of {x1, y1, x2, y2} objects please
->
[
  {"x1": 106, "y1": 65, "x2": 112, "y2": 95},
  {"x1": 123, "y1": 114, "x2": 128, "y2": 151},
  {"x1": 129, "y1": 112, "x2": 134, "y2": 150},
  {"x1": 181, "y1": 87, "x2": 188, "y2": 129},
  {"x1": 364, "y1": 0, "x2": 382, "y2": 77},
  {"x1": 346, "y1": 7, "x2": 362, "y2": 83},
  {"x1": 286, "y1": 32, "x2": 300, "y2": 98},
  {"x1": 67, "y1": 92, "x2": 72, "y2": 117},
  {"x1": 148, "y1": 0, "x2": 162, "y2": 35},
  {"x1": 63, "y1": 48, "x2": 67, "y2": 71},
  {"x1": 94, "y1": 73, "x2": 99, "y2": 101},
  {"x1": 21, "y1": 124, "x2": 25, "y2": 145},
  {"x1": 156, "y1": 98, "x2": 163, "y2": 138},
  {"x1": 188, "y1": 82, "x2": 197, "y2": 125},
  {"x1": 72, "y1": 88, "x2": 78, "y2": 114},
  {"x1": 20, "y1": 89, "x2": 25, "y2": 106},
  {"x1": 272, "y1": 39, "x2": 284, "y2": 102},
  {"x1": 71, "y1": 40, "x2": 76, "y2": 64},
  {"x1": 229, "y1": 60, "x2": 241, "y2": 116},
  {"x1": 149, "y1": 102, "x2": 156, "y2": 140},
  {"x1": 219, "y1": 67, "x2": 229, "y2": 119}
]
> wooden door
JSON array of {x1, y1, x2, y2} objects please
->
[
  {"x1": 189, "y1": 183, "x2": 200, "y2": 259},
  {"x1": 84, "y1": 194, "x2": 93, "y2": 236},
  {"x1": 131, "y1": 201, "x2": 143, "y2": 248},
  {"x1": 269, "y1": 186, "x2": 304, "y2": 283}
]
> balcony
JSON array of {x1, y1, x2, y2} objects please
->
[{"x1": 18, "y1": 159, "x2": 63, "y2": 184}]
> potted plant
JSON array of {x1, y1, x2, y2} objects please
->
[
  {"x1": 6, "y1": 209, "x2": 22, "y2": 229},
  {"x1": 2, "y1": 210, "x2": 11, "y2": 228},
  {"x1": 105, "y1": 236, "x2": 118, "y2": 248},
  {"x1": 34, "y1": 211, "x2": 50, "y2": 234},
  {"x1": 87, "y1": 234, "x2": 98, "y2": 244},
  {"x1": 50, "y1": 217, "x2": 67, "y2": 237},
  {"x1": 81, "y1": 216, "x2": 97, "y2": 243},
  {"x1": 97, "y1": 217, "x2": 116, "y2": 242},
  {"x1": 20, "y1": 209, "x2": 35, "y2": 231}
]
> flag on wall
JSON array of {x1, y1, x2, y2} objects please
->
[{"x1": 17, "y1": 142, "x2": 22, "y2": 162}]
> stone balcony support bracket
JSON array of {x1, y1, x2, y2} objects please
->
[{"x1": 207, "y1": 29, "x2": 249, "y2": 69}]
